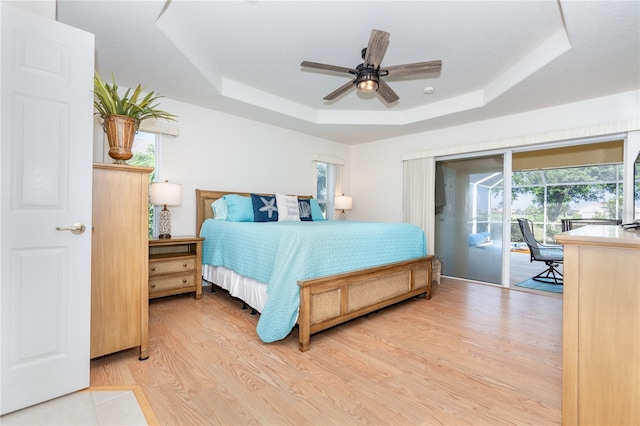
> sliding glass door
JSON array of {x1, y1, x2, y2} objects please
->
[
  {"x1": 435, "y1": 155, "x2": 504, "y2": 285},
  {"x1": 431, "y1": 137, "x2": 637, "y2": 288}
]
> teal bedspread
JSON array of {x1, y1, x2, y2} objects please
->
[{"x1": 200, "y1": 220, "x2": 426, "y2": 342}]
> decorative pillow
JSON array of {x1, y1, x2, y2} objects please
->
[
  {"x1": 211, "y1": 198, "x2": 228, "y2": 220},
  {"x1": 223, "y1": 194, "x2": 254, "y2": 222},
  {"x1": 275, "y1": 193, "x2": 300, "y2": 221},
  {"x1": 310, "y1": 198, "x2": 326, "y2": 221},
  {"x1": 297, "y1": 198, "x2": 313, "y2": 221},
  {"x1": 251, "y1": 193, "x2": 278, "y2": 222}
]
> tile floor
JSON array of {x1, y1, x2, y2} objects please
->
[{"x1": 0, "y1": 389, "x2": 148, "y2": 425}]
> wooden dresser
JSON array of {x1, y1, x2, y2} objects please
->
[
  {"x1": 91, "y1": 163, "x2": 152, "y2": 360},
  {"x1": 556, "y1": 225, "x2": 640, "y2": 425},
  {"x1": 149, "y1": 236, "x2": 204, "y2": 300}
]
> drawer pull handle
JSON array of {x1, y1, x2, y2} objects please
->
[
  {"x1": 183, "y1": 279, "x2": 187, "y2": 284},
  {"x1": 151, "y1": 284, "x2": 156, "y2": 288},
  {"x1": 183, "y1": 264, "x2": 188, "y2": 268},
  {"x1": 151, "y1": 267, "x2": 156, "y2": 272}
]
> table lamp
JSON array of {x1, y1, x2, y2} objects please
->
[
  {"x1": 150, "y1": 180, "x2": 182, "y2": 238},
  {"x1": 335, "y1": 194, "x2": 352, "y2": 220}
]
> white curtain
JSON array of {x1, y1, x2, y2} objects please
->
[
  {"x1": 327, "y1": 163, "x2": 338, "y2": 217},
  {"x1": 403, "y1": 157, "x2": 435, "y2": 255}
]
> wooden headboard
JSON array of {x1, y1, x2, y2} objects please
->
[{"x1": 195, "y1": 189, "x2": 312, "y2": 235}]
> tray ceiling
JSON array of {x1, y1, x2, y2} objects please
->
[{"x1": 57, "y1": 0, "x2": 640, "y2": 144}]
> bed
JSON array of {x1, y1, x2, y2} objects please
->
[{"x1": 196, "y1": 189, "x2": 433, "y2": 351}]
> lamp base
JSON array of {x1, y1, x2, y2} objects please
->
[
  {"x1": 158, "y1": 206, "x2": 172, "y2": 239},
  {"x1": 339, "y1": 210, "x2": 347, "y2": 220}
]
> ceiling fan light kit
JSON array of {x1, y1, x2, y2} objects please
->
[
  {"x1": 355, "y1": 68, "x2": 379, "y2": 92},
  {"x1": 301, "y1": 29, "x2": 442, "y2": 104}
]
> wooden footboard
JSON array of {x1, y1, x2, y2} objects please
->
[{"x1": 297, "y1": 255, "x2": 433, "y2": 352}]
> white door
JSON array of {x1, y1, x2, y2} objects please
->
[{"x1": 0, "y1": 3, "x2": 94, "y2": 414}]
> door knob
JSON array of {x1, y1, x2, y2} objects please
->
[{"x1": 56, "y1": 223, "x2": 86, "y2": 235}]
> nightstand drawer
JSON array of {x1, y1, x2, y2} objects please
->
[
  {"x1": 149, "y1": 257, "x2": 195, "y2": 275},
  {"x1": 148, "y1": 236, "x2": 204, "y2": 300},
  {"x1": 149, "y1": 274, "x2": 195, "y2": 293}
]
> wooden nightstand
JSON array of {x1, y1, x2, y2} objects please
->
[{"x1": 149, "y1": 236, "x2": 204, "y2": 300}]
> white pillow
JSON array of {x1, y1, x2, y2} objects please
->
[
  {"x1": 211, "y1": 198, "x2": 228, "y2": 220},
  {"x1": 275, "y1": 193, "x2": 300, "y2": 221}
]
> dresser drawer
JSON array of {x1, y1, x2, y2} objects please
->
[
  {"x1": 149, "y1": 257, "x2": 195, "y2": 276},
  {"x1": 149, "y1": 274, "x2": 195, "y2": 293}
]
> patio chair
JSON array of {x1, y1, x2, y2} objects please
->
[
  {"x1": 560, "y1": 218, "x2": 621, "y2": 232},
  {"x1": 517, "y1": 218, "x2": 564, "y2": 285}
]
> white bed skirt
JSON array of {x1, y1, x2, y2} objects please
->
[{"x1": 202, "y1": 264, "x2": 268, "y2": 313}]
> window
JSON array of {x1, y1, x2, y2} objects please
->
[
  {"x1": 127, "y1": 131, "x2": 158, "y2": 236},
  {"x1": 316, "y1": 161, "x2": 340, "y2": 219},
  {"x1": 316, "y1": 162, "x2": 328, "y2": 216},
  {"x1": 512, "y1": 164, "x2": 624, "y2": 244}
]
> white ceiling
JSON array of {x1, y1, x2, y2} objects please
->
[{"x1": 57, "y1": 0, "x2": 640, "y2": 145}]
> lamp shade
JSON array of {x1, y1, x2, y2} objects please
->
[
  {"x1": 335, "y1": 195, "x2": 352, "y2": 211},
  {"x1": 150, "y1": 181, "x2": 182, "y2": 206}
]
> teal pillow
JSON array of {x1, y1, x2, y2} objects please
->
[
  {"x1": 223, "y1": 194, "x2": 254, "y2": 222},
  {"x1": 310, "y1": 199, "x2": 326, "y2": 221}
]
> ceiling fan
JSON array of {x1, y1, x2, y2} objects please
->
[{"x1": 301, "y1": 29, "x2": 442, "y2": 104}]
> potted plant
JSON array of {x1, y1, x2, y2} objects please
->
[{"x1": 93, "y1": 71, "x2": 177, "y2": 163}]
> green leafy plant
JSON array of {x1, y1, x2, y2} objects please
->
[{"x1": 93, "y1": 71, "x2": 177, "y2": 122}]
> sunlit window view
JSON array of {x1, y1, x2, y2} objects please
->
[
  {"x1": 511, "y1": 164, "x2": 624, "y2": 245},
  {"x1": 128, "y1": 131, "x2": 157, "y2": 236},
  {"x1": 316, "y1": 161, "x2": 340, "y2": 219},
  {"x1": 316, "y1": 162, "x2": 327, "y2": 216}
]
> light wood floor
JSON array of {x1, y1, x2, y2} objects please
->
[{"x1": 90, "y1": 279, "x2": 562, "y2": 425}]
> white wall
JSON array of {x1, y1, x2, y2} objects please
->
[
  {"x1": 93, "y1": 89, "x2": 638, "y2": 233},
  {"x1": 349, "y1": 90, "x2": 640, "y2": 223},
  {"x1": 94, "y1": 98, "x2": 350, "y2": 236}
]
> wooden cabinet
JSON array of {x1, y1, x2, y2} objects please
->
[
  {"x1": 149, "y1": 236, "x2": 204, "y2": 300},
  {"x1": 91, "y1": 164, "x2": 152, "y2": 360},
  {"x1": 556, "y1": 226, "x2": 640, "y2": 425}
]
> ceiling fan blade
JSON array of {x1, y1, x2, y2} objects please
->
[
  {"x1": 323, "y1": 80, "x2": 355, "y2": 101},
  {"x1": 364, "y1": 29, "x2": 390, "y2": 68},
  {"x1": 301, "y1": 61, "x2": 354, "y2": 74},
  {"x1": 377, "y1": 79, "x2": 399, "y2": 103},
  {"x1": 384, "y1": 60, "x2": 442, "y2": 77}
]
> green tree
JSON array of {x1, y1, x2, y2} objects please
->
[
  {"x1": 512, "y1": 166, "x2": 619, "y2": 223},
  {"x1": 316, "y1": 163, "x2": 327, "y2": 200},
  {"x1": 604, "y1": 196, "x2": 622, "y2": 218},
  {"x1": 129, "y1": 143, "x2": 156, "y2": 236}
]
